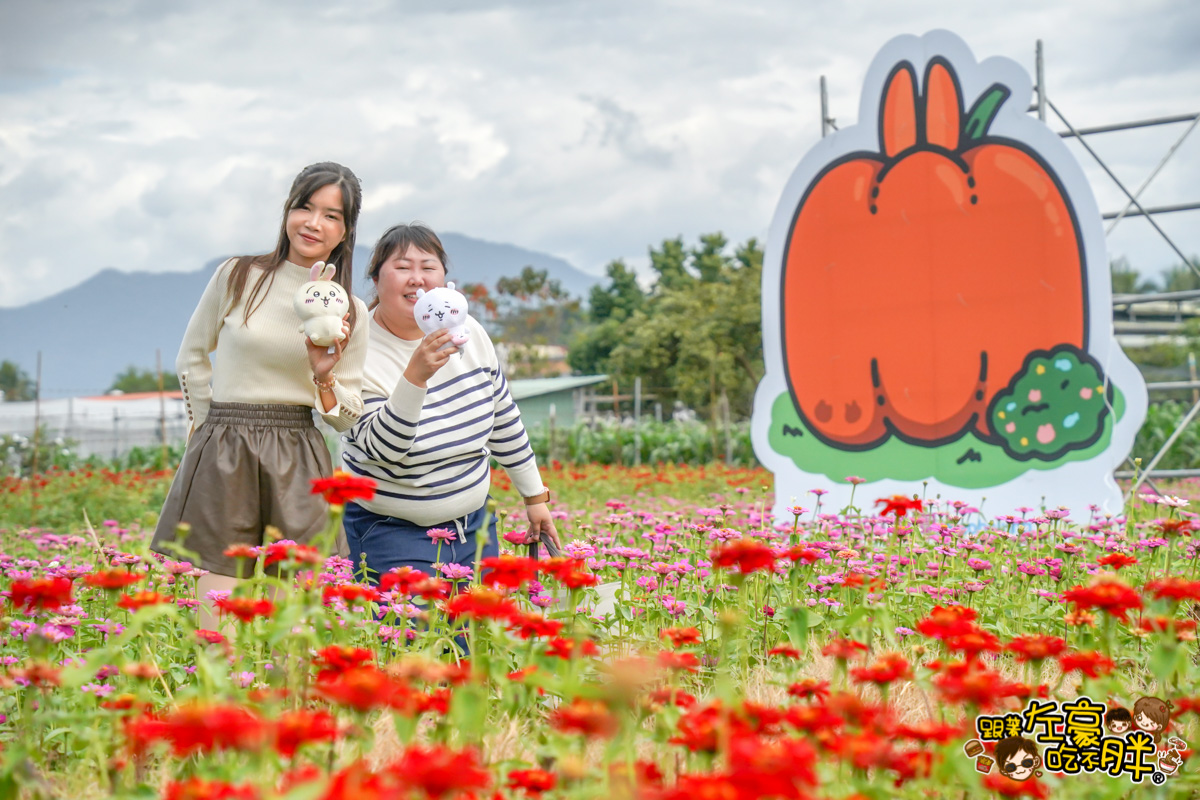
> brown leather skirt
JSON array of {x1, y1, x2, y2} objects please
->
[{"x1": 150, "y1": 402, "x2": 332, "y2": 578}]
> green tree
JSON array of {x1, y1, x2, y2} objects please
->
[
  {"x1": 1160, "y1": 259, "x2": 1200, "y2": 293},
  {"x1": 0, "y1": 361, "x2": 34, "y2": 401},
  {"x1": 492, "y1": 265, "x2": 585, "y2": 347},
  {"x1": 109, "y1": 366, "x2": 180, "y2": 394},
  {"x1": 570, "y1": 233, "x2": 765, "y2": 420},
  {"x1": 587, "y1": 259, "x2": 646, "y2": 323},
  {"x1": 1110, "y1": 257, "x2": 1156, "y2": 295}
]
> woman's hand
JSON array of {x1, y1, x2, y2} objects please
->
[
  {"x1": 524, "y1": 503, "x2": 561, "y2": 550},
  {"x1": 307, "y1": 314, "x2": 350, "y2": 382},
  {"x1": 403, "y1": 330, "x2": 458, "y2": 388}
]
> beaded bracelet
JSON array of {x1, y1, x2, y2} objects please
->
[{"x1": 313, "y1": 373, "x2": 338, "y2": 391}]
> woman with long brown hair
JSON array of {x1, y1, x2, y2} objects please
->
[{"x1": 151, "y1": 162, "x2": 369, "y2": 618}]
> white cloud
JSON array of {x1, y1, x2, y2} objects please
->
[{"x1": 0, "y1": 0, "x2": 1197, "y2": 306}]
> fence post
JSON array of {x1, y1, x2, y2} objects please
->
[
  {"x1": 157, "y1": 348, "x2": 169, "y2": 469},
  {"x1": 113, "y1": 407, "x2": 120, "y2": 462},
  {"x1": 655, "y1": 402, "x2": 663, "y2": 424},
  {"x1": 548, "y1": 402, "x2": 557, "y2": 465},
  {"x1": 633, "y1": 377, "x2": 642, "y2": 467},
  {"x1": 1190, "y1": 352, "x2": 1198, "y2": 405}
]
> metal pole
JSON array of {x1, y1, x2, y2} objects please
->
[
  {"x1": 1035, "y1": 40, "x2": 1045, "y2": 123},
  {"x1": 1191, "y1": 353, "x2": 1199, "y2": 405},
  {"x1": 1105, "y1": 115, "x2": 1200, "y2": 233},
  {"x1": 1126, "y1": 394, "x2": 1200, "y2": 502},
  {"x1": 1059, "y1": 112, "x2": 1199, "y2": 139},
  {"x1": 1103, "y1": 201, "x2": 1200, "y2": 221},
  {"x1": 1049, "y1": 98, "x2": 1200, "y2": 280},
  {"x1": 633, "y1": 377, "x2": 642, "y2": 467},
  {"x1": 157, "y1": 348, "x2": 168, "y2": 469},
  {"x1": 30, "y1": 352, "x2": 42, "y2": 523},
  {"x1": 820, "y1": 76, "x2": 830, "y2": 138},
  {"x1": 654, "y1": 402, "x2": 663, "y2": 424}
]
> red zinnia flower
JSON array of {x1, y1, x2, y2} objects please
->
[
  {"x1": 931, "y1": 659, "x2": 1025, "y2": 711},
  {"x1": 822, "y1": 636, "x2": 869, "y2": 661},
  {"x1": 116, "y1": 591, "x2": 171, "y2": 612},
  {"x1": 390, "y1": 744, "x2": 491, "y2": 798},
  {"x1": 850, "y1": 652, "x2": 912, "y2": 685},
  {"x1": 767, "y1": 645, "x2": 802, "y2": 659},
  {"x1": 545, "y1": 636, "x2": 600, "y2": 660},
  {"x1": 509, "y1": 611, "x2": 563, "y2": 640},
  {"x1": 1061, "y1": 573, "x2": 1142, "y2": 622},
  {"x1": 310, "y1": 470, "x2": 377, "y2": 506},
  {"x1": 549, "y1": 697, "x2": 618, "y2": 738},
  {"x1": 1096, "y1": 552, "x2": 1137, "y2": 571},
  {"x1": 480, "y1": 555, "x2": 540, "y2": 589},
  {"x1": 195, "y1": 629, "x2": 227, "y2": 646},
  {"x1": 892, "y1": 719, "x2": 965, "y2": 744},
  {"x1": 315, "y1": 665, "x2": 413, "y2": 712},
  {"x1": 786, "y1": 678, "x2": 830, "y2": 702},
  {"x1": 1057, "y1": 649, "x2": 1115, "y2": 679},
  {"x1": 379, "y1": 566, "x2": 426, "y2": 594},
  {"x1": 274, "y1": 709, "x2": 339, "y2": 759},
  {"x1": 322, "y1": 584, "x2": 380, "y2": 606},
  {"x1": 8, "y1": 577, "x2": 74, "y2": 612},
  {"x1": 661, "y1": 627, "x2": 702, "y2": 648},
  {"x1": 263, "y1": 541, "x2": 322, "y2": 567},
  {"x1": 539, "y1": 557, "x2": 599, "y2": 589},
  {"x1": 982, "y1": 772, "x2": 1049, "y2": 798},
  {"x1": 657, "y1": 651, "x2": 701, "y2": 672},
  {"x1": 1145, "y1": 576, "x2": 1200, "y2": 603},
  {"x1": 1005, "y1": 633, "x2": 1067, "y2": 662},
  {"x1": 915, "y1": 605, "x2": 977, "y2": 639},
  {"x1": 943, "y1": 626, "x2": 1002, "y2": 661},
  {"x1": 313, "y1": 645, "x2": 374, "y2": 682},
  {"x1": 214, "y1": 596, "x2": 275, "y2": 623},
  {"x1": 163, "y1": 777, "x2": 260, "y2": 800},
  {"x1": 709, "y1": 539, "x2": 777, "y2": 574},
  {"x1": 786, "y1": 546, "x2": 823, "y2": 564},
  {"x1": 84, "y1": 569, "x2": 144, "y2": 591},
  {"x1": 876, "y1": 495, "x2": 923, "y2": 518},
  {"x1": 444, "y1": 587, "x2": 520, "y2": 622},
  {"x1": 507, "y1": 768, "x2": 557, "y2": 796},
  {"x1": 143, "y1": 703, "x2": 270, "y2": 757}
]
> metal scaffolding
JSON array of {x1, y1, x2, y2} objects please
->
[{"x1": 817, "y1": 40, "x2": 1200, "y2": 499}]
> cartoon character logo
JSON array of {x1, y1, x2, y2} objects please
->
[
  {"x1": 1158, "y1": 739, "x2": 1186, "y2": 777},
  {"x1": 753, "y1": 30, "x2": 1147, "y2": 516},
  {"x1": 995, "y1": 736, "x2": 1041, "y2": 781},
  {"x1": 1133, "y1": 696, "x2": 1173, "y2": 744},
  {"x1": 1106, "y1": 706, "x2": 1132, "y2": 735}
]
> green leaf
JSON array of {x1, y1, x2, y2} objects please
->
[
  {"x1": 963, "y1": 84, "x2": 1011, "y2": 141},
  {"x1": 785, "y1": 606, "x2": 809, "y2": 648}
]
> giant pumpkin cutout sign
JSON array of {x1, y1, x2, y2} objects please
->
[{"x1": 752, "y1": 31, "x2": 1147, "y2": 517}]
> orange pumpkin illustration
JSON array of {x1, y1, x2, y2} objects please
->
[{"x1": 781, "y1": 58, "x2": 1086, "y2": 449}]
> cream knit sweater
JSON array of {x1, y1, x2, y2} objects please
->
[{"x1": 177, "y1": 257, "x2": 368, "y2": 433}]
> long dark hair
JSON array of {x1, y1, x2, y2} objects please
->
[
  {"x1": 365, "y1": 223, "x2": 449, "y2": 310},
  {"x1": 225, "y1": 162, "x2": 363, "y2": 330}
]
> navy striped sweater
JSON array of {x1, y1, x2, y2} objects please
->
[{"x1": 340, "y1": 313, "x2": 544, "y2": 525}]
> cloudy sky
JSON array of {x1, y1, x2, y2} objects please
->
[{"x1": 1, "y1": 0, "x2": 1197, "y2": 307}]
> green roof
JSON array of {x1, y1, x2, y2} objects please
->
[{"x1": 509, "y1": 375, "x2": 609, "y2": 400}]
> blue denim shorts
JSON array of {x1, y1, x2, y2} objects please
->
[{"x1": 342, "y1": 501, "x2": 499, "y2": 585}]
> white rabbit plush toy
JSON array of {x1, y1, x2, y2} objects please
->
[
  {"x1": 413, "y1": 282, "x2": 471, "y2": 353},
  {"x1": 293, "y1": 261, "x2": 348, "y2": 352}
]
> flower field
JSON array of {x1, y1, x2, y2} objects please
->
[{"x1": 1, "y1": 462, "x2": 1199, "y2": 798}]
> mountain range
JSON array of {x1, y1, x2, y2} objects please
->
[{"x1": 1, "y1": 233, "x2": 600, "y2": 398}]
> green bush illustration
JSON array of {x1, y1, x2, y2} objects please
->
[{"x1": 987, "y1": 345, "x2": 1110, "y2": 461}]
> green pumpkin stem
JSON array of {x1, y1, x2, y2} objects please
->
[{"x1": 963, "y1": 84, "x2": 1011, "y2": 142}]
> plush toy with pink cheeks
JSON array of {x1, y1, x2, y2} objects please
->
[
  {"x1": 413, "y1": 282, "x2": 471, "y2": 353},
  {"x1": 294, "y1": 261, "x2": 349, "y2": 350}
]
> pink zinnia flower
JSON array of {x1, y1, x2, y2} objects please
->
[{"x1": 427, "y1": 528, "x2": 457, "y2": 542}]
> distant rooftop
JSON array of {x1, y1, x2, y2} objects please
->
[{"x1": 509, "y1": 375, "x2": 608, "y2": 400}]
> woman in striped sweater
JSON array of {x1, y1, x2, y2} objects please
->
[{"x1": 340, "y1": 223, "x2": 561, "y2": 583}]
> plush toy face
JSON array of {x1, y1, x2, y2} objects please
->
[
  {"x1": 298, "y1": 282, "x2": 347, "y2": 317},
  {"x1": 413, "y1": 282, "x2": 469, "y2": 336}
]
